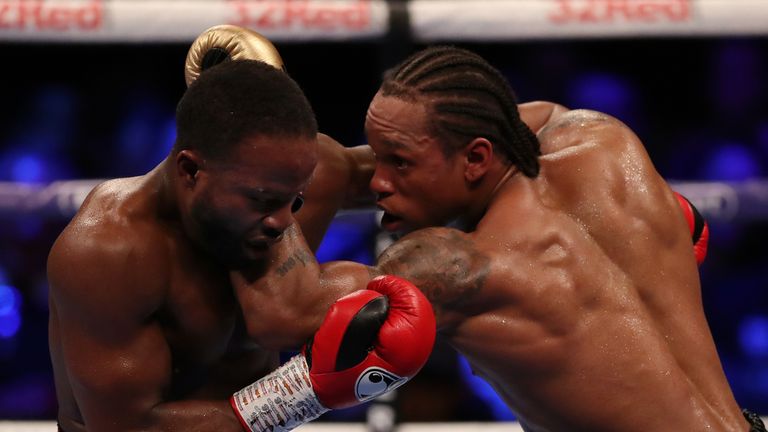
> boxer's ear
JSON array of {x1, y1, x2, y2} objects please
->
[
  {"x1": 176, "y1": 149, "x2": 204, "y2": 187},
  {"x1": 463, "y1": 137, "x2": 493, "y2": 182}
]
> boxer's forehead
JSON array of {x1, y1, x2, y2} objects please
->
[
  {"x1": 216, "y1": 133, "x2": 317, "y2": 191},
  {"x1": 365, "y1": 93, "x2": 435, "y2": 152}
]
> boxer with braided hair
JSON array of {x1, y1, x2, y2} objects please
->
[
  {"x1": 238, "y1": 46, "x2": 755, "y2": 431},
  {"x1": 380, "y1": 45, "x2": 540, "y2": 177}
]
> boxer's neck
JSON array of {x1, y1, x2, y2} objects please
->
[
  {"x1": 454, "y1": 163, "x2": 518, "y2": 232},
  {"x1": 155, "y1": 155, "x2": 181, "y2": 219}
]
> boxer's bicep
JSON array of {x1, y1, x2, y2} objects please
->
[
  {"x1": 63, "y1": 313, "x2": 172, "y2": 430},
  {"x1": 50, "y1": 243, "x2": 172, "y2": 430},
  {"x1": 51, "y1": 236, "x2": 243, "y2": 430},
  {"x1": 376, "y1": 228, "x2": 491, "y2": 329}
]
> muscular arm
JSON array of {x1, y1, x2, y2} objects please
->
[
  {"x1": 375, "y1": 228, "x2": 492, "y2": 329},
  {"x1": 233, "y1": 225, "x2": 490, "y2": 348},
  {"x1": 294, "y1": 133, "x2": 375, "y2": 251},
  {"x1": 48, "y1": 230, "x2": 242, "y2": 432},
  {"x1": 231, "y1": 223, "x2": 374, "y2": 350}
]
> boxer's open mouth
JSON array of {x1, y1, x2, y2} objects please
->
[{"x1": 380, "y1": 211, "x2": 404, "y2": 231}]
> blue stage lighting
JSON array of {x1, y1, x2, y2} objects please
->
[
  {"x1": 702, "y1": 143, "x2": 761, "y2": 181},
  {"x1": 161, "y1": 116, "x2": 177, "y2": 156},
  {"x1": 457, "y1": 354, "x2": 516, "y2": 421},
  {"x1": 0, "y1": 284, "x2": 22, "y2": 339},
  {"x1": 316, "y1": 215, "x2": 375, "y2": 265},
  {"x1": 739, "y1": 315, "x2": 768, "y2": 358},
  {"x1": 10, "y1": 154, "x2": 45, "y2": 183},
  {"x1": 567, "y1": 73, "x2": 635, "y2": 122},
  {"x1": 115, "y1": 98, "x2": 174, "y2": 175}
]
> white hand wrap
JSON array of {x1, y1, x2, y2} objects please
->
[{"x1": 230, "y1": 354, "x2": 329, "y2": 432}]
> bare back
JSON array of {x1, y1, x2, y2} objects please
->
[
  {"x1": 48, "y1": 171, "x2": 274, "y2": 431},
  {"x1": 379, "y1": 110, "x2": 746, "y2": 431}
]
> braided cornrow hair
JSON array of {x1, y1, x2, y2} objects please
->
[{"x1": 380, "y1": 46, "x2": 541, "y2": 177}]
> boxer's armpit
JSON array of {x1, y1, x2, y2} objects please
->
[{"x1": 376, "y1": 228, "x2": 491, "y2": 314}]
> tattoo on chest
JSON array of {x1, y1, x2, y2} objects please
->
[
  {"x1": 275, "y1": 249, "x2": 315, "y2": 277},
  {"x1": 378, "y1": 230, "x2": 491, "y2": 310}
]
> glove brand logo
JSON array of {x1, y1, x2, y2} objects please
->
[{"x1": 354, "y1": 367, "x2": 407, "y2": 402}]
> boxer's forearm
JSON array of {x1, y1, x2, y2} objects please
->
[
  {"x1": 232, "y1": 225, "x2": 375, "y2": 350},
  {"x1": 190, "y1": 347, "x2": 279, "y2": 400},
  {"x1": 341, "y1": 144, "x2": 376, "y2": 208},
  {"x1": 296, "y1": 136, "x2": 374, "y2": 251},
  {"x1": 231, "y1": 225, "x2": 335, "y2": 349},
  {"x1": 77, "y1": 397, "x2": 243, "y2": 432},
  {"x1": 148, "y1": 400, "x2": 244, "y2": 432}
]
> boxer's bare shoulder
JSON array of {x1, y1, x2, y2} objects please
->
[
  {"x1": 517, "y1": 100, "x2": 569, "y2": 134},
  {"x1": 377, "y1": 227, "x2": 491, "y2": 328},
  {"x1": 48, "y1": 176, "x2": 170, "y2": 312},
  {"x1": 537, "y1": 109, "x2": 641, "y2": 156},
  {"x1": 536, "y1": 109, "x2": 661, "y2": 205}
]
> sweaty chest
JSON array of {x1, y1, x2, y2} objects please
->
[{"x1": 161, "y1": 267, "x2": 238, "y2": 366}]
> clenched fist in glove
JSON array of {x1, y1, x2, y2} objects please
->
[
  {"x1": 185, "y1": 24, "x2": 285, "y2": 87},
  {"x1": 230, "y1": 275, "x2": 436, "y2": 431}
]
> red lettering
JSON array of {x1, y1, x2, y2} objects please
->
[
  {"x1": 604, "y1": 0, "x2": 634, "y2": 21},
  {"x1": 578, "y1": 0, "x2": 601, "y2": 22},
  {"x1": 549, "y1": 0, "x2": 577, "y2": 24},
  {"x1": 0, "y1": 3, "x2": 12, "y2": 28},
  {"x1": 341, "y1": 1, "x2": 369, "y2": 29},
  {"x1": 0, "y1": 0, "x2": 103, "y2": 32},
  {"x1": 283, "y1": 0, "x2": 309, "y2": 27},
  {"x1": 227, "y1": 0, "x2": 373, "y2": 31},
  {"x1": 228, "y1": 0, "x2": 250, "y2": 27},
  {"x1": 76, "y1": 1, "x2": 102, "y2": 30},
  {"x1": 662, "y1": 0, "x2": 690, "y2": 21},
  {"x1": 47, "y1": 7, "x2": 70, "y2": 30},
  {"x1": 257, "y1": 2, "x2": 278, "y2": 28},
  {"x1": 549, "y1": 0, "x2": 691, "y2": 24},
  {"x1": 311, "y1": 8, "x2": 335, "y2": 29},
  {"x1": 19, "y1": 0, "x2": 42, "y2": 29}
]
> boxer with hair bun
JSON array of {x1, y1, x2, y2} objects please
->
[{"x1": 47, "y1": 26, "x2": 434, "y2": 432}]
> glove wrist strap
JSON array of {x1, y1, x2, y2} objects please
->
[{"x1": 230, "y1": 354, "x2": 329, "y2": 431}]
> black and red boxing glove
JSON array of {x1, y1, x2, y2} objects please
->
[
  {"x1": 674, "y1": 191, "x2": 709, "y2": 265},
  {"x1": 230, "y1": 275, "x2": 436, "y2": 431}
]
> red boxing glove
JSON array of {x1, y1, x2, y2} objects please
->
[
  {"x1": 231, "y1": 275, "x2": 435, "y2": 431},
  {"x1": 310, "y1": 275, "x2": 436, "y2": 408},
  {"x1": 674, "y1": 191, "x2": 709, "y2": 265}
]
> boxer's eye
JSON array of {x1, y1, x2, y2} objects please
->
[
  {"x1": 392, "y1": 156, "x2": 409, "y2": 170},
  {"x1": 248, "y1": 194, "x2": 289, "y2": 213},
  {"x1": 291, "y1": 195, "x2": 305, "y2": 213}
]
